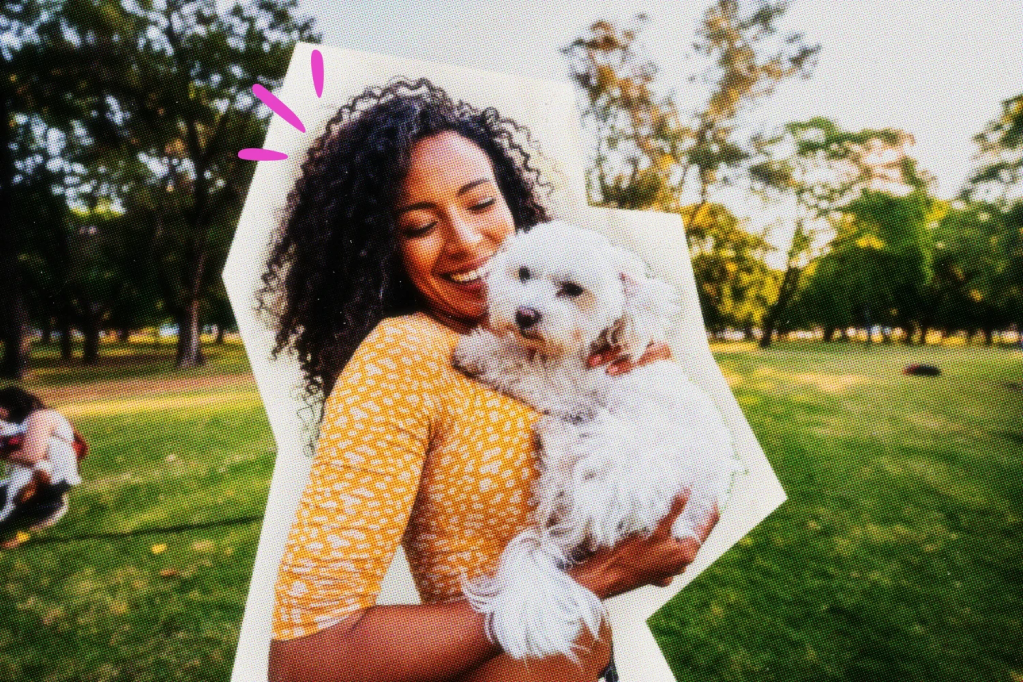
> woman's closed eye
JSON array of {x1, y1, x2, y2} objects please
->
[
  {"x1": 470, "y1": 197, "x2": 496, "y2": 211},
  {"x1": 400, "y1": 198, "x2": 496, "y2": 239},
  {"x1": 402, "y1": 221, "x2": 437, "y2": 238}
]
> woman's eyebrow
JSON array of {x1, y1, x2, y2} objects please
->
[
  {"x1": 395, "y1": 179, "x2": 494, "y2": 216},
  {"x1": 456, "y1": 178, "x2": 493, "y2": 196}
]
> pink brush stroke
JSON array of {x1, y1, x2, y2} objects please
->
[
  {"x1": 252, "y1": 84, "x2": 306, "y2": 133},
  {"x1": 238, "y1": 148, "x2": 288, "y2": 161},
  {"x1": 311, "y1": 49, "x2": 324, "y2": 98}
]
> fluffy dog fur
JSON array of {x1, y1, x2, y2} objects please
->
[{"x1": 453, "y1": 221, "x2": 743, "y2": 660}]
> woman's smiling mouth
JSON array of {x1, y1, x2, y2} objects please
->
[{"x1": 442, "y1": 257, "x2": 491, "y2": 286}]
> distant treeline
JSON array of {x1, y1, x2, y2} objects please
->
[
  {"x1": 565, "y1": 13, "x2": 1021, "y2": 349},
  {"x1": 2, "y1": 2, "x2": 1020, "y2": 382}
]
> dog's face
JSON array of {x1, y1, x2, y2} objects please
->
[{"x1": 485, "y1": 221, "x2": 679, "y2": 359}]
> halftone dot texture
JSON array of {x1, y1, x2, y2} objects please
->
[{"x1": 271, "y1": 313, "x2": 538, "y2": 640}]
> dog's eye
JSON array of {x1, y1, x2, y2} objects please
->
[
  {"x1": 518, "y1": 266, "x2": 530, "y2": 283},
  {"x1": 558, "y1": 282, "x2": 584, "y2": 297}
]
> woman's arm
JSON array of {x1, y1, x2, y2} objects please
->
[
  {"x1": 270, "y1": 600, "x2": 501, "y2": 682},
  {"x1": 271, "y1": 321, "x2": 509, "y2": 682},
  {"x1": 570, "y1": 491, "x2": 718, "y2": 597},
  {"x1": 270, "y1": 491, "x2": 716, "y2": 682}
]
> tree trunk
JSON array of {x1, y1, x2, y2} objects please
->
[
  {"x1": 0, "y1": 86, "x2": 26, "y2": 380},
  {"x1": 58, "y1": 313, "x2": 73, "y2": 361},
  {"x1": 759, "y1": 264, "x2": 802, "y2": 349},
  {"x1": 41, "y1": 317, "x2": 53, "y2": 345},
  {"x1": 215, "y1": 324, "x2": 225, "y2": 344},
  {"x1": 0, "y1": 291, "x2": 28, "y2": 380},
  {"x1": 823, "y1": 325, "x2": 836, "y2": 342},
  {"x1": 899, "y1": 324, "x2": 914, "y2": 345},
  {"x1": 80, "y1": 305, "x2": 101, "y2": 366},
  {"x1": 118, "y1": 325, "x2": 131, "y2": 343},
  {"x1": 917, "y1": 324, "x2": 930, "y2": 345},
  {"x1": 983, "y1": 327, "x2": 994, "y2": 346},
  {"x1": 175, "y1": 299, "x2": 205, "y2": 368}
]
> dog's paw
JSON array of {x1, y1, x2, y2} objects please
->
[{"x1": 452, "y1": 331, "x2": 492, "y2": 376}]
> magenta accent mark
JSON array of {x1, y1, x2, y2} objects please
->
[
  {"x1": 238, "y1": 148, "x2": 288, "y2": 161},
  {"x1": 311, "y1": 49, "x2": 324, "y2": 98},
  {"x1": 252, "y1": 84, "x2": 306, "y2": 133}
]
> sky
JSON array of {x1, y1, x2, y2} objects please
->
[{"x1": 296, "y1": 0, "x2": 1022, "y2": 202}]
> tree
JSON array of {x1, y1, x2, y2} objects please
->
[
  {"x1": 562, "y1": 6, "x2": 817, "y2": 345},
  {"x1": 965, "y1": 94, "x2": 1023, "y2": 206},
  {"x1": 51, "y1": 0, "x2": 317, "y2": 367},
  {"x1": 806, "y1": 190, "x2": 938, "y2": 344},
  {"x1": 1, "y1": 0, "x2": 46, "y2": 379},
  {"x1": 940, "y1": 92, "x2": 1023, "y2": 344},
  {"x1": 930, "y1": 201, "x2": 1021, "y2": 344},
  {"x1": 748, "y1": 118, "x2": 932, "y2": 347},
  {"x1": 563, "y1": 4, "x2": 818, "y2": 225},
  {"x1": 683, "y1": 203, "x2": 775, "y2": 337}
]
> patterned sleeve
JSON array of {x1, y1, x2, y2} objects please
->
[{"x1": 271, "y1": 321, "x2": 437, "y2": 640}]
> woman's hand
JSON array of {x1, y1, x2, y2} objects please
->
[
  {"x1": 587, "y1": 341, "x2": 672, "y2": 376},
  {"x1": 569, "y1": 491, "x2": 719, "y2": 600}
]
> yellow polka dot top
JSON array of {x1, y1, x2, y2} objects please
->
[{"x1": 272, "y1": 313, "x2": 539, "y2": 640}]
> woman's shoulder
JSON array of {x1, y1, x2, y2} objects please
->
[
  {"x1": 327, "y1": 314, "x2": 460, "y2": 414},
  {"x1": 364, "y1": 313, "x2": 459, "y2": 359}
]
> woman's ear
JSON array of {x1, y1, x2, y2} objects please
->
[{"x1": 601, "y1": 247, "x2": 681, "y2": 361}]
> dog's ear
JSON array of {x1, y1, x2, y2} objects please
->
[{"x1": 599, "y1": 247, "x2": 680, "y2": 361}]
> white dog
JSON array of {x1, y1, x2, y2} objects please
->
[{"x1": 453, "y1": 220, "x2": 743, "y2": 661}]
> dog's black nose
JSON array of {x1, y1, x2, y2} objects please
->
[{"x1": 515, "y1": 307, "x2": 541, "y2": 330}]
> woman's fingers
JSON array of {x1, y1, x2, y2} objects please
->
[
  {"x1": 594, "y1": 341, "x2": 673, "y2": 375},
  {"x1": 693, "y1": 502, "x2": 720, "y2": 546},
  {"x1": 658, "y1": 492, "x2": 692, "y2": 534},
  {"x1": 657, "y1": 495, "x2": 720, "y2": 579},
  {"x1": 638, "y1": 341, "x2": 672, "y2": 365}
]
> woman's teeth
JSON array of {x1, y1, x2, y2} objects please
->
[{"x1": 448, "y1": 266, "x2": 485, "y2": 284}]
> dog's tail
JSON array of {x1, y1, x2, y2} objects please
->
[{"x1": 462, "y1": 528, "x2": 604, "y2": 661}]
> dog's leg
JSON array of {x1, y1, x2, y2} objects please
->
[
  {"x1": 452, "y1": 330, "x2": 510, "y2": 379},
  {"x1": 463, "y1": 527, "x2": 604, "y2": 660}
]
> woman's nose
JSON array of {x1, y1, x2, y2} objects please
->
[{"x1": 445, "y1": 212, "x2": 485, "y2": 253}]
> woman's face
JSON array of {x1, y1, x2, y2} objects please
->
[{"x1": 395, "y1": 131, "x2": 516, "y2": 331}]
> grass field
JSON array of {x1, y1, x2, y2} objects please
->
[
  {"x1": 1, "y1": 339, "x2": 1020, "y2": 681},
  {"x1": 653, "y1": 341, "x2": 1023, "y2": 681}
]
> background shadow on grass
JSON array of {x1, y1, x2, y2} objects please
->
[{"x1": 26, "y1": 515, "x2": 264, "y2": 545}]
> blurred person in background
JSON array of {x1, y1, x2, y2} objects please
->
[{"x1": 0, "y1": 386, "x2": 83, "y2": 547}]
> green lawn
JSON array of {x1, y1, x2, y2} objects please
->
[
  {"x1": 1, "y1": 342, "x2": 274, "y2": 682},
  {"x1": 1, "y1": 340, "x2": 1020, "y2": 681},
  {"x1": 652, "y1": 341, "x2": 1023, "y2": 682}
]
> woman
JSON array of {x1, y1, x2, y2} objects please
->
[
  {"x1": 0, "y1": 386, "x2": 82, "y2": 542},
  {"x1": 263, "y1": 79, "x2": 717, "y2": 682}
]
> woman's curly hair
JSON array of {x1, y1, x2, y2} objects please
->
[{"x1": 259, "y1": 78, "x2": 551, "y2": 406}]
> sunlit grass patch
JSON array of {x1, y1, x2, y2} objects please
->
[
  {"x1": 1, "y1": 345, "x2": 274, "y2": 682},
  {"x1": 653, "y1": 341, "x2": 1023, "y2": 682},
  {"x1": 1, "y1": 342, "x2": 1020, "y2": 681}
]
